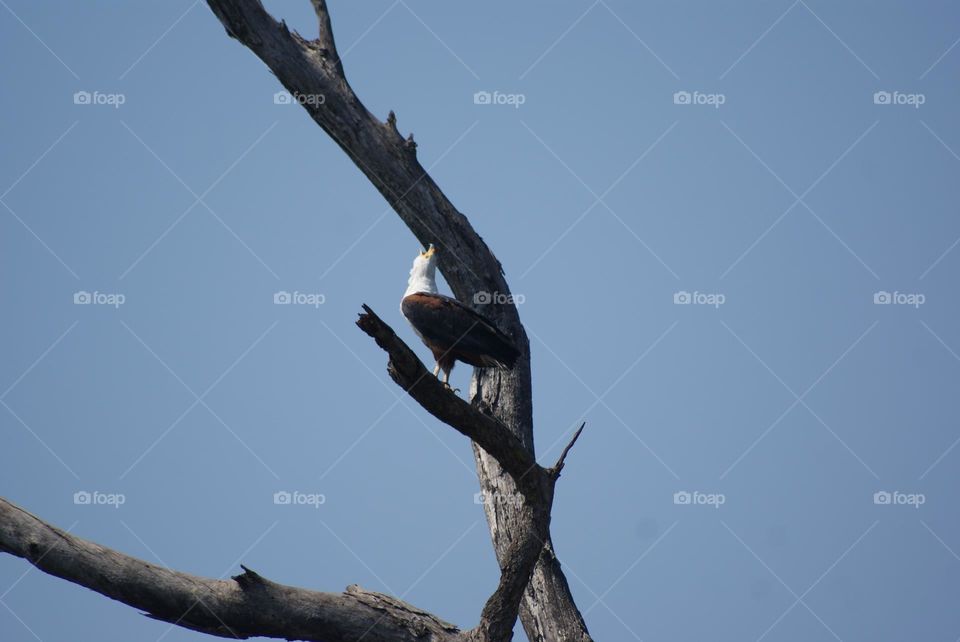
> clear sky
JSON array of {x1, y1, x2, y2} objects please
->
[{"x1": 2, "y1": 1, "x2": 960, "y2": 641}]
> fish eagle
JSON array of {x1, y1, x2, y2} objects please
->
[{"x1": 401, "y1": 244, "x2": 520, "y2": 388}]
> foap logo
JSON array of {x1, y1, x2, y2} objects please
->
[
  {"x1": 273, "y1": 290, "x2": 326, "y2": 308},
  {"x1": 73, "y1": 90, "x2": 126, "y2": 108},
  {"x1": 73, "y1": 490, "x2": 126, "y2": 508},
  {"x1": 873, "y1": 91, "x2": 925, "y2": 108},
  {"x1": 473, "y1": 90, "x2": 526, "y2": 109},
  {"x1": 74, "y1": 290, "x2": 126, "y2": 308},
  {"x1": 873, "y1": 490, "x2": 925, "y2": 508},
  {"x1": 873, "y1": 291, "x2": 925, "y2": 308},
  {"x1": 474, "y1": 491, "x2": 524, "y2": 508},
  {"x1": 273, "y1": 490, "x2": 326, "y2": 508},
  {"x1": 473, "y1": 291, "x2": 525, "y2": 305},
  {"x1": 673, "y1": 490, "x2": 725, "y2": 508},
  {"x1": 274, "y1": 90, "x2": 326, "y2": 107},
  {"x1": 673, "y1": 90, "x2": 725, "y2": 108},
  {"x1": 673, "y1": 290, "x2": 725, "y2": 308}
]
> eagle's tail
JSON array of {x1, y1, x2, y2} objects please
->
[{"x1": 478, "y1": 337, "x2": 521, "y2": 370}]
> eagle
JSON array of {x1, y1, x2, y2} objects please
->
[{"x1": 401, "y1": 244, "x2": 520, "y2": 388}]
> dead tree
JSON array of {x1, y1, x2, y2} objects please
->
[{"x1": 0, "y1": 2, "x2": 593, "y2": 640}]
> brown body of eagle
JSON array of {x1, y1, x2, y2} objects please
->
[{"x1": 401, "y1": 292, "x2": 520, "y2": 379}]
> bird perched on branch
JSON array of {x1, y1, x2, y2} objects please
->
[{"x1": 401, "y1": 244, "x2": 520, "y2": 389}]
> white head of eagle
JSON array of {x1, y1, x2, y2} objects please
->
[
  {"x1": 403, "y1": 244, "x2": 439, "y2": 298},
  {"x1": 400, "y1": 244, "x2": 520, "y2": 388}
]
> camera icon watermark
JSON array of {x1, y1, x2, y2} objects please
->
[
  {"x1": 673, "y1": 90, "x2": 725, "y2": 109},
  {"x1": 873, "y1": 90, "x2": 925, "y2": 108},
  {"x1": 473, "y1": 291, "x2": 525, "y2": 305},
  {"x1": 273, "y1": 490, "x2": 326, "y2": 508},
  {"x1": 273, "y1": 290, "x2": 325, "y2": 308},
  {"x1": 474, "y1": 491, "x2": 523, "y2": 507},
  {"x1": 274, "y1": 90, "x2": 325, "y2": 107},
  {"x1": 473, "y1": 90, "x2": 526, "y2": 109},
  {"x1": 73, "y1": 290, "x2": 125, "y2": 308},
  {"x1": 73, "y1": 490, "x2": 126, "y2": 508},
  {"x1": 73, "y1": 90, "x2": 126, "y2": 108},
  {"x1": 873, "y1": 490, "x2": 924, "y2": 508},
  {"x1": 873, "y1": 291, "x2": 924, "y2": 308},
  {"x1": 673, "y1": 290, "x2": 725, "y2": 308},
  {"x1": 673, "y1": 490, "x2": 725, "y2": 508}
]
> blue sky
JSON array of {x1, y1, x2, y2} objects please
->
[{"x1": 2, "y1": 1, "x2": 960, "y2": 641}]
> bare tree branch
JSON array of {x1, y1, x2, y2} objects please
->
[
  {"x1": 551, "y1": 423, "x2": 586, "y2": 478},
  {"x1": 309, "y1": 0, "x2": 343, "y2": 76},
  {"x1": 473, "y1": 523, "x2": 545, "y2": 642},
  {"x1": 355, "y1": 305, "x2": 541, "y2": 489},
  {"x1": 0, "y1": 497, "x2": 459, "y2": 642}
]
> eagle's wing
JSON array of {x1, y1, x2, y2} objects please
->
[{"x1": 401, "y1": 293, "x2": 520, "y2": 369}]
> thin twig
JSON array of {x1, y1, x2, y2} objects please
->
[{"x1": 551, "y1": 422, "x2": 586, "y2": 476}]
